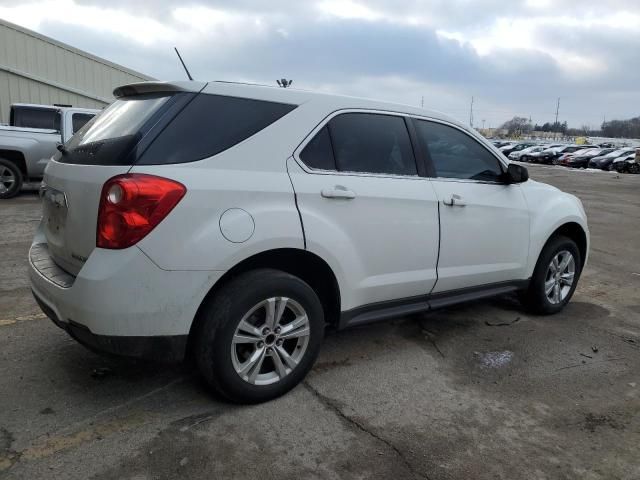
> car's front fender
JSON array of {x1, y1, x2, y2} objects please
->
[{"x1": 522, "y1": 181, "x2": 589, "y2": 277}]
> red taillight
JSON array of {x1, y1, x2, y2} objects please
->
[{"x1": 97, "y1": 174, "x2": 186, "y2": 249}]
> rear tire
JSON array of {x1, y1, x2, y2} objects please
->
[
  {"x1": 520, "y1": 235, "x2": 581, "y2": 315},
  {"x1": 195, "y1": 269, "x2": 325, "y2": 404},
  {"x1": 0, "y1": 158, "x2": 23, "y2": 199}
]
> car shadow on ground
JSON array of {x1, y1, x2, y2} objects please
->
[{"x1": 40, "y1": 292, "x2": 611, "y2": 409}]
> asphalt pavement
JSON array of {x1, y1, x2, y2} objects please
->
[{"x1": 1, "y1": 166, "x2": 639, "y2": 479}]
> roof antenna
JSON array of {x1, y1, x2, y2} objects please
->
[
  {"x1": 276, "y1": 78, "x2": 293, "y2": 88},
  {"x1": 174, "y1": 47, "x2": 194, "y2": 81}
]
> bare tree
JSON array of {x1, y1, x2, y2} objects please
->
[{"x1": 500, "y1": 117, "x2": 533, "y2": 136}]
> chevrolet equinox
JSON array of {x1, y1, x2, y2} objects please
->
[{"x1": 30, "y1": 81, "x2": 589, "y2": 403}]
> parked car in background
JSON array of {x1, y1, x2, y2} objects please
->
[
  {"x1": 553, "y1": 146, "x2": 594, "y2": 165},
  {"x1": 558, "y1": 149, "x2": 594, "y2": 167},
  {"x1": 500, "y1": 142, "x2": 537, "y2": 156},
  {"x1": 29, "y1": 80, "x2": 589, "y2": 403},
  {"x1": 533, "y1": 145, "x2": 587, "y2": 164},
  {"x1": 525, "y1": 145, "x2": 566, "y2": 163},
  {"x1": 0, "y1": 103, "x2": 98, "y2": 198},
  {"x1": 509, "y1": 145, "x2": 546, "y2": 161},
  {"x1": 565, "y1": 148, "x2": 615, "y2": 168},
  {"x1": 588, "y1": 148, "x2": 636, "y2": 170},
  {"x1": 613, "y1": 153, "x2": 640, "y2": 174}
]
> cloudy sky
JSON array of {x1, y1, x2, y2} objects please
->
[{"x1": 1, "y1": 0, "x2": 638, "y2": 128}]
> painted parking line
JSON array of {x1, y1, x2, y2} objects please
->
[{"x1": 0, "y1": 312, "x2": 47, "y2": 327}]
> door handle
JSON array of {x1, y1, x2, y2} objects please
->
[
  {"x1": 442, "y1": 193, "x2": 466, "y2": 207},
  {"x1": 321, "y1": 186, "x2": 356, "y2": 200}
]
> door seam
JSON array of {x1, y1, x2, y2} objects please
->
[{"x1": 286, "y1": 156, "x2": 307, "y2": 249}]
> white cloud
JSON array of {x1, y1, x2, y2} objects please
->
[
  {"x1": 436, "y1": 11, "x2": 640, "y2": 77},
  {"x1": 316, "y1": 0, "x2": 383, "y2": 21},
  {"x1": 0, "y1": 0, "x2": 173, "y2": 45},
  {"x1": 1, "y1": 0, "x2": 639, "y2": 126}
]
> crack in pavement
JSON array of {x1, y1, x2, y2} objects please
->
[
  {"x1": 303, "y1": 381, "x2": 430, "y2": 480},
  {"x1": 418, "y1": 321, "x2": 445, "y2": 359}
]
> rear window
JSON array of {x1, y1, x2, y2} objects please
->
[
  {"x1": 137, "y1": 94, "x2": 296, "y2": 165},
  {"x1": 11, "y1": 107, "x2": 60, "y2": 131},
  {"x1": 60, "y1": 93, "x2": 175, "y2": 166}
]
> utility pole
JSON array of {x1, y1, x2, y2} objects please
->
[
  {"x1": 482, "y1": 119, "x2": 486, "y2": 129},
  {"x1": 554, "y1": 97, "x2": 560, "y2": 126},
  {"x1": 421, "y1": 96, "x2": 424, "y2": 108},
  {"x1": 469, "y1": 96, "x2": 474, "y2": 128}
]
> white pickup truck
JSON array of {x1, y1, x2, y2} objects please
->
[{"x1": 0, "y1": 103, "x2": 99, "y2": 198}]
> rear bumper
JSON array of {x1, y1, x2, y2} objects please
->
[
  {"x1": 29, "y1": 223, "x2": 223, "y2": 362},
  {"x1": 33, "y1": 291, "x2": 187, "y2": 362}
]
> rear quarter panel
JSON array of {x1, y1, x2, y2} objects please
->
[
  {"x1": 129, "y1": 97, "x2": 350, "y2": 272},
  {"x1": 131, "y1": 161, "x2": 304, "y2": 271}
]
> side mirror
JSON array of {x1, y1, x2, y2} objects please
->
[{"x1": 506, "y1": 163, "x2": 529, "y2": 183}]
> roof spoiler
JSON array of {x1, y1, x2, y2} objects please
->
[{"x1": 113, "y1": 81, "x2": 207, "y2": 98}]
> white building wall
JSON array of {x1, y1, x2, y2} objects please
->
[{"x1": 0, "y1": 19, "x2": 152, "y2": 123}]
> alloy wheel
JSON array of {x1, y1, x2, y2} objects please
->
[
  {"x1": 231, "y1": 297, "x2": 310, "y2": 386},
  {"x1": 544, "y1": 250, "x2": 575, "y2": 304},
  {"x1": 0, "y1": 166, "x2": 15, "y2": 194}
]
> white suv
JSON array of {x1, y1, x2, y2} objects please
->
[{"x1": 29, "y1": 81, "x2": 589, "y2": 403}]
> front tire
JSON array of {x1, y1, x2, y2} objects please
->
[
  {"x1": 0, "y1": 158, "x2": 23, "y2": 199},
  {"x1": 521, "y1": 235, "x2": 581, "y2": 315},
  {"x1": 195, "y1": 269, "x2": 325, "y2": 403}
]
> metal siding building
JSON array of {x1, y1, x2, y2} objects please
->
[{"x1": 0, "y1": 19, "x2": 152, "y2": 123}]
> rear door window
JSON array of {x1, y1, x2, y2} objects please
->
[
  {"x1": 414, "y1": 120, "x2": 503, "y2": 181},
  {"x1": 137, "y1": 94, "x2": 296, "y2": 165},
  {"x1": 300, "y1": 126, "x2": 336, "y2": 171},
  {"x1": 326, "y1": 113, "x2": 417, "y2": 176}
]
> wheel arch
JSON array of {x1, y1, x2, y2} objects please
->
[
  {"x1": 187, "y1": 248, "x2": 341, "y2": 355},
  {"x1": 0, "y1": 150, "x2": 27, "y2": 177},
  {"x1": 549, "y1": 222, "x2": 587, "y2": 267},
  {"x1": 529, "y1": 221, "x2": 588, "y2": 279}
]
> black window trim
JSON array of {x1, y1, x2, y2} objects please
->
[
  {"x1": 293, "y1": 108, "x2": 427, "y2": 179},
  {"x1": 408, "y1": 116, "x2": 510, "y2": 185}
]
